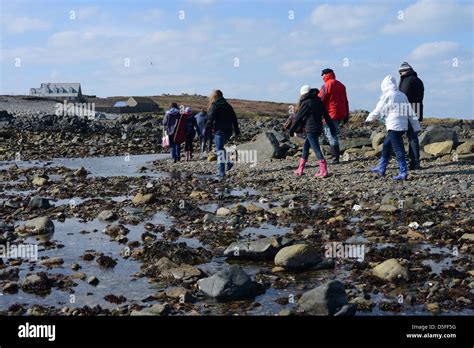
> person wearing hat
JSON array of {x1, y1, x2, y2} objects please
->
[
  {"x1": 318, "y1": 68, "x2": 349, "y2": 164},
  {"x1": 289, "y1": 85, "x2": 336, "y2": 178},
  {"x1": 399, "y1": 62, "x2": 424, "y2": 170}
]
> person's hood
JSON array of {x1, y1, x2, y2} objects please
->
[
  {"x1": 381, "y1": 75, "x2": 398, "y2": 93},
  {"x1": 323, "y1": 72, "x2": 336, "y2": 83},
  {"x1": 213, "y1": 96, "x2": 227, "y2": 106},
  {"x1": 301, "y1": 88, "x2": 320, "y2": 101},
  {"x1": 401, "y1": 70, "x2": 417, "y2": 78}
]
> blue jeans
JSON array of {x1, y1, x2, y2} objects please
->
[
  {"x1": 302, "y1": 132, "x2": 324, "y2": 161},
  {"x1": 215, "y1": 130, "x2": 232, "y2": 177},
  {"x1": 407, "y1": 122, "x2": 420, "y2": 167},
  {"x1": 381, "y1": 130, "x2": 406, "y2": 163},
  {"x1": 169, "y1": 136, "x2": 181, "y2": 161},
  {"x1": 324, "y1": 120, "x2": 340, "y2": 146}
]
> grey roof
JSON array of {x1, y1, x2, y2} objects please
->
[
  {"x1": 40, "y1": 83, "x2": 81, "y2": 89},
  {"x1": 30, "y1": 83, "x2": 82, "y2": 97}
]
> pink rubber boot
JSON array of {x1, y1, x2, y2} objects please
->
[
  {"x1": 314, "y1": 159, "x2": 328, "y2": 177},
  {"x1": 294, "y1": 158, "x2": 307, "y2": 176}
]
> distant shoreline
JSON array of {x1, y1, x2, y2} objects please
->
[{"x1": 0, "y1": 94, "x2": 472, "y2": 121}]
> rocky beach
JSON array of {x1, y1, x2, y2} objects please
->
[{"x1": 0, "y1": 95, "x2": 473, "y2": 317}]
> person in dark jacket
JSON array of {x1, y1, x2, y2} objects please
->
[
  {"x1": 162, "y1": 102, "x2": 181, "y2": 163},
  {"x1": 206, "y1": 90, "x2": 240, "y2": 179},
  {"x1": 183, "y1": 107, "x2": 199, "y2": 161},
  {"x1": 194, "y1": 109, "x2": 212, "y2": 157},
  {"x1": 399, "y1": 62, "x2": 424, "y2": 170},
  {"x1": 290, "y1": 85, "x2": 336, "y2": 178}
]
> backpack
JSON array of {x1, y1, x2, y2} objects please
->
[{"x1": 283, "y1": 113, "x2": 305, "y2": 134}]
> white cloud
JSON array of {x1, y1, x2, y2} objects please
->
[
  {"x1": 443, "y1": 70, "x2": 474, "y2": 84},
  {"x1": 144, "y1": 30, "x2": 184, "y2": 44},
  {"x1": 364, "y1": 79, "x2": 383, "y2": 93},
  {"x1": 139, "y1": 8, "x2": 163, "y2": 22},
  {"x1": 5, "y1": 16, "x2": 51, "y2": 34},
  {"x1": 408, "y1": 41, "x2": 460, "y2": 61},
  {"x1": 279, "y1": 60, "x2": 327, "y2": 78},
  {"x1": 1, "y1": 19, "x2": 214, "y2": 68},
  {"x1": 310, "y1": 4, "x2": 387, "y2": 45},
  {"x1": 76, "y1": 6, "x2": 100, "y2": 20},
  {"x1": 256, "y1": 46, "x2": 276, "y2": 58},
  {"x1": 383, "y1": 0, "x2": 474, "y2": 35},
  {"x1": 228, "y1": 17, "x2": 274, "y2": 33},
  {"x1": 311, "y1": 4, "x2": 373, "y2": 31},
  {"x1": 266, "y1": 82, "x2": 292, "y2": 100},
  {"x1": 48, "y1": 31, "x2": 91, "y2": 47},
  {"x1": 143, "y1": 25, "x2": 211, "y2": 45}
]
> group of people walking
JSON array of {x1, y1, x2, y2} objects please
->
[
  {"x1": 162, "y1": 62, "x2": 424, "y2": 181},
  {"x1": 162, "y1": 105, "x2": 215, "y2": 163},
  {"x1": 162, "y1": 90, "x2": 240, "y2": 178}
]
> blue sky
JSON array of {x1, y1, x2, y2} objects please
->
[{"x1": 1, "y1": 0, "x2": 473, "y2": 118}]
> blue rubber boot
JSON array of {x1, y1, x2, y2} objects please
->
[
  {"x1": 393, "y1": 158, "x2": 408, "y2": 180},
  {"x1": 371, "y1": 157, "x2": 388, "y2": 177}
]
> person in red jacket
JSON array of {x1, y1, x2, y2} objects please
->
[{"x1": 318, "y1": 68, "x2": 349, "y2": 164}]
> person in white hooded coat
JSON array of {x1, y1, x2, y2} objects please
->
[{"x1": 366, "y1": 75, "x2": 421, "y2": 180}]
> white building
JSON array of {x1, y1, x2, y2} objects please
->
[{"x1": 29, "y1": 83, "x2": 82, "y2": 100}]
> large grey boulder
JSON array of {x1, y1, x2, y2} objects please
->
[
  {"x1": 224, "y1": 237, "x2": 293, "y2": 260},
  {"x1": 419, "y1": 126, "x2": 459, "y2": 148},
  {"x1": 17, "y1": 216, "x2": 54, "y2": 235},
  {"x1": 372, "y1": 258, "x2": 408, "y2": 281},
  {"x1": 236, "y1": 132, "x2": 281, "y2": 160},
  {"x1": 268, "y1": 130, "x2": 287, "y2": 142},
  {"x1": 297, "y1": 280, "x2": 352, "y2": 316},
  {"x1": 197, "y1": 264, "x2": 261, "y2": 301},
  {"x1": 274, "y1": 244, "x2": 322, "y2": 270}
]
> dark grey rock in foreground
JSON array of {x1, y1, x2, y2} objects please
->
[
  {"x1": 297, "y1": 280, "x2": 353, "y2": 316},
  {"x1": 223, "y1": 236, "x2": 293, "y2": 260},
  {"x1": 419, "y1": 125, "x2": 459, "y2": 147},
  {"x1": 197, "y1": 264, "x2": 261, "y2": 301},
  {"x1": 28, "y1": 197, "x2": 51, "y2": 209}
]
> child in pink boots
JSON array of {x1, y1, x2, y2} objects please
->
[{"x1": 289, "y1": 85, "x2": 336, "y2": 178}]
